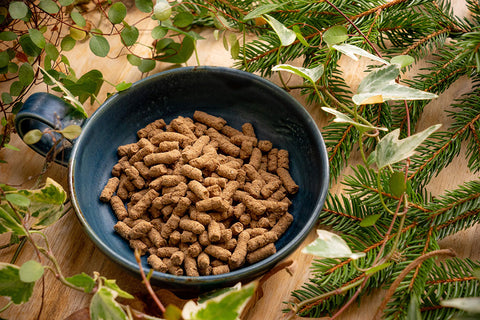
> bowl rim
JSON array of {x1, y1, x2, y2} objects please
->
[{"x1": 68, "y1": 65, "x2": 329, "y2": 286}]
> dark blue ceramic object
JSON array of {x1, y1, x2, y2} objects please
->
[{"x1": 16, "y1": 66, "x2": 329, "y2": 294}]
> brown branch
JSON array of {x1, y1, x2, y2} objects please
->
[
  {"x1": 373, "y1": 249, "x2": 457, "y2": 320},
  {"x1": 436, "y1": 207, "x2": 480, "y2": 230},
  {"x1": 409, "y1": 224, "x2": 434, "y2": 290},
  {"x1": 349, "y1": 0, "x2": 411, "y2": 21},
  {"x1": 429, "y1": 192, "x2": 480, "y2": 220},
  {"x1": 426, "y1": 276, "x2": 478, "y2": 285},
  {"x1": 401, "y1": 27, "x2": 451, "y2": 56},
  {"x1": 322, "y1": 208, "x2": 362, "y2": 221}
]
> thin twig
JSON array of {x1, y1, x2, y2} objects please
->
[{"x1": 134, "y1": 249, "x2": 166, "y2": 314}]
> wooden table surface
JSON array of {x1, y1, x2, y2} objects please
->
[{"x1": 1, "y1": 1, "x2": 478, "y2": 319}]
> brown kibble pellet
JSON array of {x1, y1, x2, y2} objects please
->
[
  {"x1": 156, "y1": 246, "x2": 180, "y2": 258},
  {"x1": 129, "y1": 144, "x2": 155, "y2": 164},
  {"x1": 267, "y1": 148, "x2": 278, "y2": 173},
  {"x1": 114, "y1": 221, "x2": 131, "y2": 239},
  {"x1": 180, "y1": 230, "x2": 197, "y2": 243},
  {"x1": 130, "y1": 239, "x2": 148, "y2": 256},
  {"x1": 206, "y1": 128, "x2": 240, "y2": 157},
  {"x1": 212, "y1": 264, "x2": 230, "y2": 275},
  {"x1": 161, "y1": 214, "x2": 181, "y2": 238},
  {"x1": 184, "y1": 254, "x2": 199, "y2": 276},
  {"x1": 128, "y1": 189, "x2": 159, "y2": 219},
  {"x1": 187, "y1": 242, "x2": 203, "y2": 257},
  {"x1": 148, "y1": 228, "x2": 166, "y2": 247},
  {"x1": 172, "y1": 197, "x2": 191, "y2": 216},
  {"x1": 196, "y1": 197, "x2": 229, "y2": 212},
  {"x1": 150, "y1": 131, "x2": 192, "y2": 147},
  {"x1": 204, "y1": 245, "x2": 232, "y2": 262},
  {"x1": 110, "y1": 196, "x2": 128, "y2": 220},
  {"x1": 193, "y1": 111, "x2": 227, "y2": 130},
  {"x1": 258, "y1": 140, "x2": 273, "y2": 152},
  {"x1": 133, "y1": 162, "x2": 150, "y2": 179},
  {"x1": 247, "y1": 231, "x2": 278, "y2": 252},
  {"x1": 137, "y1": 119, "x2": 166, "y2": 139},
  {"x1": 249, "y1": 148, "x2": 262, "y2": 170},
  {"x1": 157, "y1": 141, "x2": 180, "y2": 152},
  {"x1": 188, "y1": 180, "x2": 209, "y2": 200},
  {"x1": 171, "y1": 117, "x2": 197, "y2": 140},
  {"x1": 247, "y1": 243, "x2": 276, "y2": 264},
  {"x1": 164, "y1": 258, "x2": 184, "y2": 276},
  {"x1": 100, "y1": 177, "x2": 120, "y2": 202},
  {"x1": 221, "y1": 125, "x2": 243, "y2": 138},
  {"x1": 216, "y1": 163, "x2": 238, "y2": 180},
  {"x1": 144, "y1": 149, "x2": 182, "y2": 166},
  {"x1": 208, "y1": 220, "x2": 221, "y2": 242},
  {"x1": 180, "y1": 218, "x2": 205, "y2": 235},
  {"x1": 242, "y1": 122, "x2": 256, "y2": 138},
  {"x1": 180, "y1": 164, "x2": 203, "y2": 181},
  {"x1": 203, "y1": 177, "x2": 227, "y2": 188},
  {"x1": 182, "y1": 135, "x2": 210, "y2": 161},
  {"x1": 197, "y1": 252, "x2": 210, "y2": 270},
  {"x1": 171, "y1": 250, "x2": 185, "y2": 266},
  {"x1": 277, "y1": 149, "x2": 289, "y2": 169},
  {"x1": 129, "y1": 220, "x2": 153, "y2": 239},
  {"x1": 277, "y1": 167, "x2": 299, "y2": 194},
  {"x1": 150, "y1": 175, "x2": 187, "y2": 190},
  {"x1": 147, "y1": 254, "x2": 168, "y2": 272},
  {"x1": 229, "y1": 230, "x2": 250, "y2": 270}
]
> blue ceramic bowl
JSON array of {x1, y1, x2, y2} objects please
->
[{"x1": 16, "y1": 66, "x2": 329, "y2": 294}]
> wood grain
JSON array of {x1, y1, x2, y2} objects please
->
[{"x1": 1, "y1": 1, "x2": 478, "y2": 319}]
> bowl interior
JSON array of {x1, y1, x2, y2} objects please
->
[{"x1": 69, "y1": 66, "x2": 329, "y2": 293}]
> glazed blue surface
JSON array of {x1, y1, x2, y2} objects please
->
[
  {"x1": 15, "y1": 92, "x2": 85, "y2": 165},
  {"x1": 34, "y1": 66, "x2": 328, "y2": 293}
]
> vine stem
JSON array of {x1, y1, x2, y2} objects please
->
[
  {"x1": 134, "y1": 249, "x2": 166, "y2": 314},
  {"x1": 373, "y1": 248, "x2": 457, "y2": 320}
]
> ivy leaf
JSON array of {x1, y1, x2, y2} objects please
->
[
  {"x1": 28, "y1": 28, "x2": 45, "y2": 48},
  {"x1": 121, "y1": 25, "x2": 139, "y2": 47},
  {"x1": 243, "y1": 3, "x2": 286, "y2": 20},
  {"x1": 323, "y1": 25, "x2": 348, "y2": 46},
  {"x1": 352, "y1": 64, "x2": 438, "y2": 105},
  {"x1": 39, "y1": 0, "x2": 59, "y2": 14},
  {"x1": 0, "y1": 205, "x2": 27, "y2": 236},
  {"x1": 89, "y1": 35, "x2": 110, "y2": 57},
  {"x1": 19, "y1": 260, "x2": 44, "y2": 283},
  {"x1": 90, "y1": 287, "x2": 128, "y2": 320},
  {"x1": 60, "y1": 124, "x2": 82, "y2": 140},
  {"x1": 360, "y1": 214, "x2": 382, "y2": 227},
  {"x1": 108, "y1": 2, "x2": 127, "y2": 24},
  {"x1": 440, "y1": 297, "x2": 480, "y2": 313},
  {"x1": 264, "y1": 14, "x2": 296, "y2": 47},
  {"x1": 26, "y1": 178, "x2": 67, "y2": 229},
  {"x1": 103, "y1": 279, "x2": 134, "y2": 299},
  {"x1": 292, "y1": 25, "x2": 309, "y2": 47},
  {"x1": 9, "y1": 2, "x2": 29, "y2": 20},
  {"x1": 332, "y1": 43, "x2": 388, "y2": 65},
  {"x1": 70, "y1": 9, "x2": 86, "y2": 27},
  {"x1": 5, "y1": 193, "x2": 31, "y2": 207},
  {"x1": 391, "y1": 55, "x2": 414, "y2": 68},
  {"x1": 272, "y1": 64, "x2": 324, "y2": 84},
  {"x1": 321, "y1": 107, "x2": 388, "y2": 133},
  {"x1": 115, "y1": 81, "x2": 132, "y2": 91},
  {"x1": 302, "y1": 229, "x2": 366, "y2": 259},
  {"x1": 182, "y1": 282, "x2": 257, "y2": 320},
  {"x1": 174, "y1": 12, "x2": 194, "y2": 28},
  {"x1": 135, "y1": 0, "x2": 153, "y2": 13},
  {"x1": 373, "y1": 124, "x2": 442, "y2": 169},
  {"x1": 18, "y1": 63, "x2": 34, "y2": 86},
  {"x1": 0, "y1": 263, "x2": 35, "y2": 304},
  {"x1": 66, "y1": 273, "x2": 95, "y2": 293}
]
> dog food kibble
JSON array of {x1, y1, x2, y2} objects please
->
[{"x1": 100, "y1": 111, "x2": 298, "y2": 276}]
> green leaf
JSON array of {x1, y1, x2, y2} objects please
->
[
  {"x1": 0, "y1": 263, "x2": 35, "y2": 304},
  {"x1": 45, "y1": 42, "x2": 59, "y2": 61},
  {"x1": 321, "y1": 107, "x2": 388, "y2": 133},
  {"x1": 5, "y1": 193, "x2": 31, "y2": 207},
  {"x1": 19, "y1": 34, "x2": 42, "y2": 57},
  {"x1": 23, "y1": 129, "x2": 43, "y2": 145},
  {"x1": 173, "y1": 12, "x2": 194, "y2": 28},
  {"x1": 66, "y1": 273, "x2": 95, "y2": 293},
  {"x1": 352, "y1": 64, "x2": 438, "y2": 105},
  {"x1": 120, "y1": 25, "x2": 139, "y2": 46},
  {"x1": 0, "y1": 206, "x2": 27, "y2": 236},
  {"x1": 244, "y1": 3, "x2": 286, "y2": 20},
  {"x1": 60, "y1": 124, "x2": 82, "y2": 139},
  {"x1": 153, "y1": 0, "x2": 171, "y2": 21},
  {"x1": 359, "y1": 214, "x2": 381, "y2": 227},
  {"x1": 164, "y1": 304, "x2": 182, "y2": 320},
  {"x1": 89, "y1": 35, "x2": 110, "y2": 57},
  {"x1": 10, "y1": 81, "x2": 24, "y2": 97},
  {"x1": 39, "y1": 0, "x2": 59, "y2": 14},
  {"x1": 2, "y1": 92, "x2": 13, "y2": 104},
  {"x1": 61, "y1": 36, "x2": 76, "y2": 51},
  {"x1": 374, "y1": 125, "x2": 442, "y2": 169},
  {"x1": 70, "y1": 26, "x2": 86, "y2": 41},
  {"x1": 389, "y1": 171, "x2": 406, "y2": 197},
  {"x1": 103, "y1": 279, "x2": 134, "y2": 299},
  {"x1": 0, "y1": 31, "x2": 17, "y2": 41},
  {"x1": 407, "y1": 294, "x2": 422, "y2": 320},
  {"x1": 126, "y1": 54, "x2": 141, "y2": 66},
  {"x1": 182, "y1": 282, "x2": 257, "y2": 320},
  {"x1": 391, "y1": 55, "x2": 414, "y2": 68},
  {"x1": 323, "y1": 25, "x2": 348, "y2": 46},
  {"x1": 108, "y1": 2, "x2": 126, "y2": 24},
  {"x1": 135, "y1": 0, "x2": 153, "y2": 13},
  {"x1": 4, "y1": 143, "x2": 20, "y2": 151},
  {"x1": 365, "y1": 262, "x2": 392, "y2": 275},
  {"x1": 115, "y1": 81, "x2": 132, "y2": 91},
  {"x1": 19, "y1": 260, "x2": 44, "y2": 283},
  {"x1": 152, "y1": 26, "x2": 167, "y2": 39},
  {"x1": 264, "y1": 14, "x2": 296, "y2": 47},
  {"x1": 292, "y1": 25, "x2": 309, "y2": 47},
  {"x1": 59, "y1": 0, "x2": 75, "y2": 6},
  {"x1": 441, "y1": 297, "x2": 480, "y2": 313},
  {"x1": 302, "y1": 229, "x2": 366, "y2": 259},
  {"x1": 28, "y1": 28, "x2": 46, "y2": 49},
  {"x1": 230, "y1": 38, "x2": 240, "y2": 59},
  {"x1": 71, "y1": 9, "x2": 86, "y2": 27},
  {"x1": 158, "y1": 36, "x2": 194, "y2": 64},
  {"x1": 0, "y1": 51, "x2": 9, "y2": 68},
  {"x1": 332, "y1": 43, "x2": 388, "y2": 65},
  {"x1": 8, "y1": 62, "x2": 19, "y2": 74},
  {"x1": 18, "y1": 63, "x2": 34, "y2": 86},
  {"x1": 272, "y1": 63, "x2": 324, "y2": 84},
  {"x1": 9, "y1": 2, "x2": 29, "y2": 19},
  {"x1": 90, "y1": 287, "x2": 128, "y2": 320}
]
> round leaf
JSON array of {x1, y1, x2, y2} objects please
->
[
  {"x1": 121, "y1": 25, "x2": 139, "y2": 46},
  {"x1": 28, "y1": 28, "x2": 45, "y2": 49},
  {"x1": 360, "y1": 214, "x2": 382, "y2": 227},
  {"x1": 135, "y1": 0, "x2": 153, "y2": 13},
  {"x1": 153, "y1": 0, "x2": 171, "y2": 21},
  {"x1": 151, "y1": 25, "x2": 167, "y2": 39},
  {"x1": 19, "y1": 260, "x2": 44, "y2": 283},
  {"x1": 108, "y1": 2, "x2": 126, "y2": 24},
  {"x1": 389, "y1": 171, "x2": 406, "y2": 197},
  {"x1": 9, "y1": 2, "x2": 29, "y2": 20},
  {"x1": 391, "y1": 55, "x2": 415, "y2": 68},
  {"x1": 61, "y1": 35, "x2": 76, "y2": 51},
  {"x1": 18, "y1": 63, "x2": 34, "y2": 86},
  {"x1": 323, "y1": 25, "x2": 348, "y2": 46},
  {"x1": 39, "y1": 0, "x2": 59, "y2": 14},
  {"x1": 23, "y1": 129, "x2": 43, "y2": 144},
  {"x1": 10, "y1": 81, "x2": 24, "y2": 97},
  {"x1": 45, "y1": 42, "x2": 59, "y2": 61},
  {"x1": 174, "y1": 12, "x2": 194, "y2": 28},
  {"x1": 69, "y1": 26, "x2": 86, "y2": 41},
  {"x1": 115, "y1": 81, "x2": 132, "y2": 91},
  {"x1": 2, "y1": 92, "x2": 13, "y2": 104},
  {"x1": 19, "y1": 34, "x2": 42, "y2": 57},
  {"x1": 59, "y1": 0, "x2": 74, "y2": 6},
  {"x1": 5, "y1": 193, "x2": 31, "y2": 207},
  {"x1": 0, "y1": 51, "x2": 9, "y2": 68},
  {"x1": 70, "y1": 9, "x2": 86, "y2": 27},
  {"x1": 138, "y1": 59, "x2": 155, "y2": 73},
  {"x1": 89, "y1": 35, "x2": 110, "y2": 57},
  {"x1": 0, "y1": 31, "x2": 17, "y2": 41},
  {"x1": 126, "y1": 54, "x2": 141, "y2": 66},
  {"x1": 60, "y1": 125, "x2": 82, "y2": 139},
  {"x1": 8, "y1": 62, "x2": 19, "y2": 73}
]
